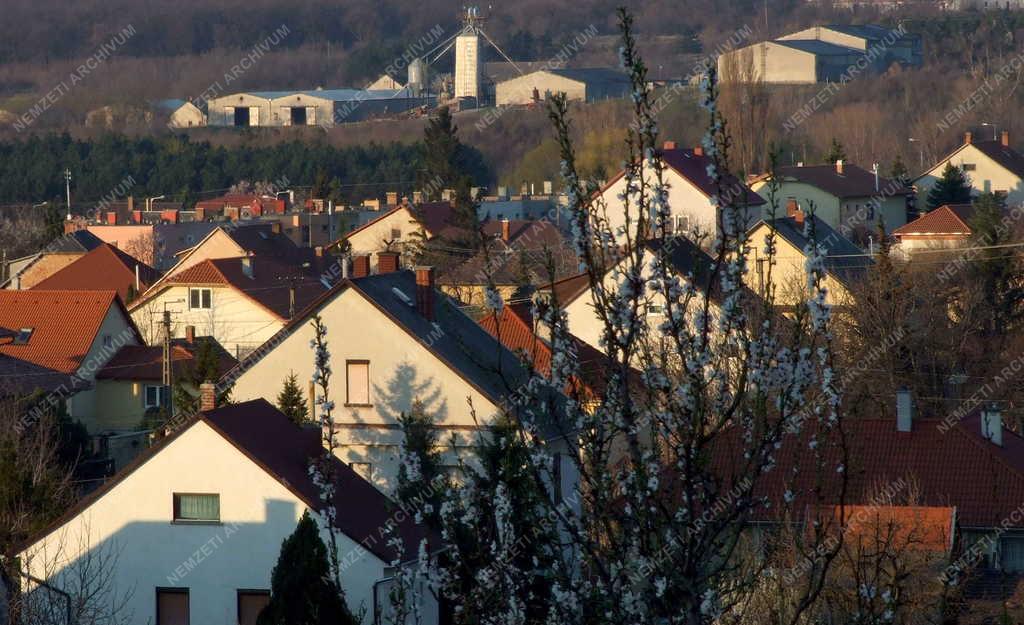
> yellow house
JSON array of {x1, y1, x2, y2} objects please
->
[
  {"x1": 225, "y1": 267, "x2": 570, "y2": 494},
  {"x1": 745, "y1": 214, "x2": 870, "y2": 309},
  {"x1": 915, "y1": 131, "x2": 1024, "y2": 206},
  {"x1": 335, "y1": 201, "x2": 456, "y2": 270},
  {"x1": 749, "y1": 161, "x2": 913, "y2": 236}
]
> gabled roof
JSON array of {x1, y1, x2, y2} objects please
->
[
  {"x1": 338, "y1": 202, "x2": 457, "y2": 246},
  {"x1": 154, "y1": 254, "x2": 342, "y2": 320},
  {"x1": 96, "y1": 337, "x2": 237, "y2": 382},
  {"x1": 0, "y1": 354, "x2": 81, "y2": 397},
  {"x1": 0, "y1": 290, "x2": 139, "y2": 373},
  {"x1": 751, "y1": 216, "x2": 871, "y2": 285},
  {"x1": 439, "y1": 221, "x2": 577, "y2": 286},
  {"x1": 892, "y1": 203, "x2": 974, "y2": 238},
  {"x1": 775, "y1": 40, "x2": 862, "y2": 55},
  {"x1": 658, "y1": 148, "x2": 767, "y2": 206},
  {"x1": 546, "y1": 272, "x2": 591, "y2": 307},
  {"x1": 33, "y1": 243, "x2": 160, "y2": 301},
  {"x1": 16, "y1": 399, "x2": 430, "y2": 562},
  {"x1": 917, "y1": 139, "x2": 1024, "y2": 182},
  {"x1": 543, "y1": 68, "x2": 631, "y2": 84},
  {"x1": 713, "y1": 410, "x2": 1024, "y2": 529},
  {"x1": 225, "y1": 271, "x2": 567, "y2": 438},
  {"x1": 772, "y1": 163, "x2": 912, "y2": 199},
  {"x1": 47, "y1": 230, "x2": 105, "y2": 254}
]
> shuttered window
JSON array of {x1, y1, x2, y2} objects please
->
[
  {"x1": 346, "y1": 360, "x2": 370, "y2": 405},
  {"x1": 237, "y1": 590, "x2": 270, "y2": 625},
  {"x1": 173, "y1": 493, "x2": 220, "y2": 522},
  {"x1": 157, "y1": 588, "x2": 189, "y2": 625}
]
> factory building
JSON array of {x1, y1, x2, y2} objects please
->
[
  {"x1": 495, "y1": 68, "x2": 631, "y2": 106},
  {"x1": 206, "y1": 88, "x2": 432, "y2": 127}
]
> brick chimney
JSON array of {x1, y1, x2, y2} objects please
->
[
  {"x1": 377, "y1": 251, "x2": 400, "y2": 274},
  {"x1": 786, "y1": 198, "x2": 800, "y2": 218},
  {"x1": 1002, "y1": 130, "x2": 1010, "y2": 147},
  {"x1": 896, "y1": 387, "x2": 913, "y2": 432},
  {"x1": 792, "y1": 208, "x2": 805, "y2": 226},
  {"x1": 132, "y1": 209, "x2": 142, "y2": 224},
  {"x1": 693, "y1": 145, "x2": 704, "y2": 156},
  {"x1": 185, "y1": 325, "x2": 195, "y2": 344},
  {"x1": 105, "y1": 211, "x2": 117, "y2": 225},
  {"x1": 663, "y1": 140, "x2": 678, "y2": 150},
  {"x1": 199, "y1": 381, "x2": 216, "y2": 412},
  {"x1": 500, "y1": 219, "x2": 511, "y2": 242},
  {"x1": 386, "y1": 191, "x2": 398, "y2": 206},
  {"x1": 271, "y1": 222, "x2": 282, "y2": 235},
  {"x1": 415, "y1": 266, "x2": 436, "y2": 321},
  {"x1": 835, "y1": 159, "x2": 844, "y2": 175},
  {"x1": 352, "y1": 254, "x2": 371, "y2": 278},
  {"x1": 965, "y1": 131, "x2": 973, "y2": 145}
]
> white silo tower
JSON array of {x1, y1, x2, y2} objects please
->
[
  {"x1": 454, "y1": 32, "x2": 481, "y2": 98},
  {"x1": 408, "y1": 58, "x2": 428, "y2": 97}
]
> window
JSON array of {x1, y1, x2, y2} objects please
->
[
  {"x1": 646, "y1": 303, "x2": 665, "y2": 316},
  {"x1": 390, "y1": 227, "x2": 402, "y2": 240},
  {"x1": 346, "y1": 360, "x2": 370, "y2": 406},
  {"x1": 173, "y1": 493, "x2": 220, "y2": 522},
  {"x1": 156, "y1": 588, "x2": 189, "y2": 625},
  {"x1": 962, "y1": 163, "x2": 977, "y2": 172},
  {"x1": 12, "y1": 327, "x2": 33, "y2": 344},
  {"x1": 237, "y1": 590, "x2": 270, "y2": 625},
  {"x1": 189, "y1": 288, "x2": 211, "y2": 310},
  {"x1": 102, "y1": 334, "x2": 113, "y2": 348},
  {"x1": 145, "y1": 385, "x2": 168, "y2": 409},
  {"x1": 350, "y1": 462, "x2": 373, "y2": 481},
  {"x1": 672, "y1": 214, "x2": 689, "y2": 235}
]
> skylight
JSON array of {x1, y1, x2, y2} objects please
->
[{"x1": 13, "y1": 327, "x2": 33, "y2": 344}]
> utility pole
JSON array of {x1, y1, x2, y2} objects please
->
[{"x1": 63, "y1": 168, "x2": 72, "y2": 220}]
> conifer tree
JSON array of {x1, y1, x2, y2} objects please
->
[
  {"x1": 256, "y1": 511, "x2": 357, "y2": 625},
  {"x1": 276, "y1": 372, "x2": 308, "y2": 425},
  {"x1": 925, "y1": 162, "x2": 973, "y2": 211},
  {"x1": 825, "y1": 137, "x2": 847, "y2": 163}
]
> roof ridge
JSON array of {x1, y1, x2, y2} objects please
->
[{"x1": 949, "y1": 419, "x2": 1024, "y2": 489}]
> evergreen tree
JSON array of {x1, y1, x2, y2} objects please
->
[
  {"x1": 421, "y1": 106, "x2": 464, "y2": 201},
  {"x1": 395, "y1": 399, "x2": 447, "y2": 528},
  {"x1": 890, "y1": 154, "x2": 909, "y2": 182},
  {"x1": 969, "y1": 192, "x2": 1022, "y2": 336},
  {"x1": 825, "y1": 138, "x2": 847, "y2": 163},
  {"x1": 257, "y1": 511, "x2": 358, "y2": 625},
  {"x1": 925, "y1": 162, "x2": 973, "y2": 211},
  {"x1": 276, "y1": 372, "x2": 308, "y2": 425}
]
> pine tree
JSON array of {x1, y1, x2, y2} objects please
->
[
  {"x1": 925, "y1": 162, "x2": 973, "y2": 211},
  {"x1": 969, "y1": 192, "x2": 1021, "y2": 336},
  {"x1": 890, "y1": 154, "x2": 909, "y2": 182},
  {"x1": 256, "y1": 511, "x2": 357, "y2": 625},
  {"x1": 421, "y1": 106, "x2": 464, "y2": 201},
  {"x1": 825, "y1": 137, "x2": 847, "y2": 163},
  {"x1": 276, "y1": 372, "x2": 308, "y2": 425}
]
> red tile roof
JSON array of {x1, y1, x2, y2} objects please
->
[
  {"x1": 892, "y1": 203, "x2": 974, "y2": 237},
  {"x1": 545, "y1": 272, "x2": 591, "y2": 306},
  {"x1": 33, "y1": 243, "x2": 160, "y2": 301},
  {"x1": 0, "y1": 290, "x2": 136, "y2": 373},
  {"x1": 96, "y1": 338, "x2": 237, "y2": 382},
  {"x1": 713, "y1": 413, "x2": 1024, "y2": 529},
  {"x1": 439, "y1": 220, "x2": 578, "y2": 286}
]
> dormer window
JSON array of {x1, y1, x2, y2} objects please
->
[{"x1": 13, "y1": 328, "x2": 33, "y2": 344}]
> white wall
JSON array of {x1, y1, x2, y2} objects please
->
[
  {"x1": 229, "y1": 287, "x2": 500, "y2": 492},
  {"x1": 916, "y1": 144, "x2": 1024, "y2": 206},
  {"x1": 19, "y1": 421, "x2": 400, "y2": 624},
  {"x1": 131, "y1": 284, "x2": 282, "y2": 357}
]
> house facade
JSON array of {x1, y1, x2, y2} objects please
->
[
  {"x1": 914, "y1": 131, "x2": 1024, "y2": 206},
  {"x1": 16, "y1": 399, "x2": 435, "y2": 625},
  {"x1": 892, "y1": 203, "x2": 975, "y2": 256}
]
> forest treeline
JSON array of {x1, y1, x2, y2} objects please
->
[{"x1": 0, "y1": 133, "x2": 491, "y2": 207}]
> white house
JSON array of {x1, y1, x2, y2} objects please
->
[
  {"x1": 914, "y1": 131, "x2": 1024, "y2": 207},
  {"x1": 594, "y1": 141, "x2": 766, "y2": 244},
  {"x1": 224, "y1": 267, "x2": 570, "y2": 493},
  {"x1": 15, "y1": 398, "x2": 436, "y2": 625}
]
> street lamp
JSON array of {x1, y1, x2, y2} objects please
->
[
  {"x1": 908, "y1": 138, "x2": 923, "y2": 170},
  {"x1": 146, "y1": 195, "x2": 166, "y2": 211},
  {"x1": 32, "y1": 201, "x2": 48, "y2": 208},
  {"x1": 981, "y1": 122, "x2": 997, "y2": 141}
]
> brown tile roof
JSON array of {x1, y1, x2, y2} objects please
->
[
  {"x1": 892, "y1": 203, "x2": 974, "y2": 237},
  {"x1": 660, "y1": 149, "x2": 767, "y2": 205},
  {"x1": 162, "y1": 254, "x2": 342, "y2": 320},
  {"x1": 712, "y1": 411, "x2": 1024, "y2": 529},
  {"x1": 971, "y1": 140, "x2": 1024, "y2": 179},
  {"x1": 439, "y1": 221, "x2": 578, "y2": 286},
  {"x1": 774, "y1": 163, "x2": 913, "y2": 199},
  {"x1": 33, "y1": 243, "x2": 160, "y2": 301},
  {"x1": 336, "y1": 201, "x2": 457, "y2": 247},
  {"x1": 0, "y1": 290, "x2": 137, "y2": 374},
  {"x1": 96, "y1": 338, "x2": 237, "y2": 382},
  {"x1": 546, "y1": 272, "x2": 591, "y2": 306},
  {"x1": 16, "y1": 399, "x2": 432, "y2": 562}
]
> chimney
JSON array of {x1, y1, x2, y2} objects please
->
[
  {"x1": 386, "y1": 191, "x2": 398, "y2": 206},
  {"x1": 693, "y1": 145, "x2": 704, "y2": 157},
  {"x1": 315, "y1": 246, "x2": 324, "y2": 258},
  {"x1": 377, "y1": 251, "x2": 400, "y2": 274},
  {"x1": 415, "y1": 266, "x2": 436, "y2": 321},
  {"x1": 127, "y1": 195, "x2": 134, "y2": 212},
  {"x1": 352, "y1": 254, "x2": 371, "y2": 278},
  {"x1": 501, "y1": 219, "x2": 511, "y2": 242},
  {"x1": 289, "y1": 284, "x2": 296, "y2": 318},
  {"x1": 241, "y1": 254, "x2": 254, "y2": 279},
  {"x1": 185, "y1": 325, "x2": 196, "y2": 344},
  {"x1": 792, "y1": 208, "x2": 805, "y2": 226},
  {"x1": 271, "y1": 222, "x2": 282, "y2": 235},
  {"x1": 786, "y1": 198, "x2": 800, "y2": 218},
  {"x1": 106, "y1": 211, "x2": 117, "y2": 225},
  {"x1": 982, "y1": 404, "x2": 1003, "y2": 446},
  {"x1": 896, "y1": 388, "x2": 913, "y2": 432},
  {"x1": 199, "y1": 381, "x2": 216, "y2": 412},
  {"x1": 835, "y1": 159, "x2": 844, "y2": 175},
  {"x1": 965, "y1": 131, "x2": 973, "y2": 145},
  {"x1": 132, "y1": 209, "x2": 142, "y2": 224},
  {"x1": 412, "y1": 191, "x2": 423, "y2": 204},
  {"x1": 1002, "y1": 130, "x2": 1010, "y2": 147},
  {"x1": 663, "y1": 140, "x2": 678, "y2": 150}
]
